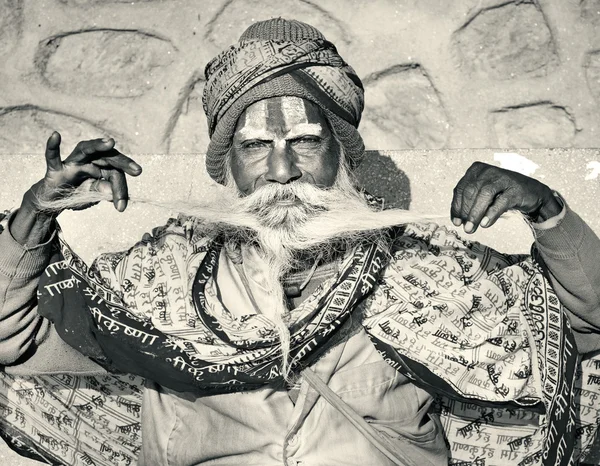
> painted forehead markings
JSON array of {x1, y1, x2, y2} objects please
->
[
  {"x1": 280, "y1": 96, "x2": 309, "y2": 127},
  {"x1": 238, "y1": 100, "x2": 271, "y2": 138},
  {"x1": 237, "y1": 97, "x2": 321, "y2": 140},
  {"x1": 285, "y1": 123, "x2": 323, "y2": 139},
  {"x1": 238, "y1": 124, "x2": 323, "y2": 141}
]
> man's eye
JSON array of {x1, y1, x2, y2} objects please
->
[
  {"x1": 293, "y1": 136, "x2": 321, "y2": 145},
  {"x1": 242, "y1": 140, "x2": 268, "y2": 149}
]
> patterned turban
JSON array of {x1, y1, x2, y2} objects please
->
[{"x1": 202, "y1": 18, "x2": 365, "y2": 185}]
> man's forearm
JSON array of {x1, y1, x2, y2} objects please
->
[
  {"x1": 0, "y1": 207, "x2": 56, "y2": 364},
  {"x1": 11, "y1": 186, "x2": 56, "y2": 247},
  {"x1": 534, "y1": 207, "x2": 600, "y2": 352}
]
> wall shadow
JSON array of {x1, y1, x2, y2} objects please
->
[{"x1": 353, "y1": 150, "x2": 412, "y2": 210}]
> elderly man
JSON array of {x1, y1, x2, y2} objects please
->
[{"x1": 1, "y1": 18, "x2": 599, "y2": 466}]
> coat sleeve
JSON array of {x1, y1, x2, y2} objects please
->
[
  {"x1": 532, "y1": 203, "x2": 600, "y2": 354},
  {"x1": 0, "y1": 209, "x2": 106, "y2": 374}
]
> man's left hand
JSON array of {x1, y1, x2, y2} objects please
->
[{"x1": 450, "y1": 162, "x2": 563, "y2": 234}]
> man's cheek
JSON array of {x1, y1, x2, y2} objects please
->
[{"x1": 233, "y1": 169, "x2": 257, "y2": 194}]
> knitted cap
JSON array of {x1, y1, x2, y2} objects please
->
[
  {"x1": 240, "y1": 17, "x2": 326, "y2": 41},
  {"x1": 203, "y1": 18, "x2": 365, "y2": 185}
]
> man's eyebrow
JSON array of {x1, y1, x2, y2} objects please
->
[{"x1": 285, "y1": 123, "x2": 323, "y2": 139}]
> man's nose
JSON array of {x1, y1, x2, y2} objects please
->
[{"x1": 265, "y1": 143, "x2": 302, "y2": 184}]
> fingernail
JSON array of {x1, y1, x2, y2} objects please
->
[
  {"x1": 102, "y1": 137, "x2": 112, "y2": 143},
  {"x1": 129, "y1": 162, "x2": 142, "y2": 173},
  {"x1": 452, "y1": 217, "x2": 462, "y2": 226},
  {"x1": 464, "y1": 221, "x2": 474, "y2": 233},
  {"x1": 116, "y1": 200, "x2": 126, "y2": 212},
  {"x1": 481, "y1": 216, "x2": 490, "y2": 228}
]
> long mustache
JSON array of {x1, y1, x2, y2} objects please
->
[{"x1": 33, "y1": 185, "x2": 449, "y2": 249}]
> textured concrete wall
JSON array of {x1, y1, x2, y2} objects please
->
[{"x1": 1, "y1": 0, "x2": 600, "y2": 157}]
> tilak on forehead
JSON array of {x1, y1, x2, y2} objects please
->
[
  {"x1": 202, "y1": 18, "x2": 365, "y2": 185},
  {"x1": 237, "y1": 97, "x2": 324, "y2": 141}
]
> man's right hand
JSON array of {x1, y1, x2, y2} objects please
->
[
  {"x1": 9, "y1": 132, "x2": 142, "y2": 246},
  {"x1": 34, "y1": 132, "x2": 142, "y2": 214}
]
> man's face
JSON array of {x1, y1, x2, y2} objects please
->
[{"x1": 229, "y1": 96, "x2": 340, "y2": 195}]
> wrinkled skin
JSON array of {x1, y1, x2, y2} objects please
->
[
  {"x1": 229, "y1": 97, "x2": 340, "y2": 194},
  {"x1": 35, "y1": 132, "x2": 142, "y2": 213},
  {"x1": 450, "y1": 161, "x2": 561, "y2": 233}
]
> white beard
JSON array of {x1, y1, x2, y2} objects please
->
[
  {"x1": 223, "y1": 162, "x2": 373, "y2": 270},
  {"x1": 217, "y1": 164, "x2": 384, "y2": 378}
]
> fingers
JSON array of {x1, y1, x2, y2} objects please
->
[
  {"x1": 45, "y1": 132, "x2": 62, "y2": 171},
  {"x1": 103, "y1": 168, "x2": 129, "y2": 212},
  {"x1": 479, "y1": 193, "x2": 513, "y2": 229},
  {"x1": 80, "y1": 177, "x2": 126, "y2": 212},
  {"x1": 85, "y1": 169, "x2": 129, "y2": 212},
  {"x1": 451, "y1": 184, "x2": 481, "y2": 230},
  {"x1": 452, "y1": 184, "x2": 486, "y2": 234},
  {"x1": 68, "y1": 138, "x2": 115, "y2": 163},
  {"x1": 92, "y1": 152, "x2": 143, "y2": 176},
  {"x1": 66, "y1": 138, "x2": 142, "y2": 176},
  {"x1": 463, "y1": 185, "x2": 499, "y2": 233},
  {"x1": 451, "y1": 162, "x2": 508, "y2": 234}
]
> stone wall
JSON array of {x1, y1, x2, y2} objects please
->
[{"x1": 1, "y1": 0, "x2": 599, "y2": 163}]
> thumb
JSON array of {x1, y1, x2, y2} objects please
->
[{"x1": 44, "y1": 132, "x2": 63, "y2": 171}]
